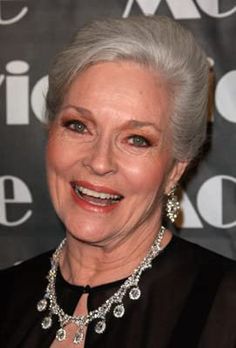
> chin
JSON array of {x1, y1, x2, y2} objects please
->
[{"x1": 64, "y1": 220, "x2": 115, "y2": 246}]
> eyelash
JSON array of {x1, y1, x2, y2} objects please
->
[
  {"x1": 128, "y1": 135, "x2": 151, "y2": 147},
  {"x1": 62, "y1": 119, "x2": 87, "y2": 133},
  {"x1": 62, "y1": 119, "x2": 152, "y2": 148}
]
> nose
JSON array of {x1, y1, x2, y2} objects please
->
[{"x1": 82, "y1": 136, "x2": 117, "y2": 176}]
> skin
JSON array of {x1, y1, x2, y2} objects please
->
[{"x1": 46, "y1": 61, "x2": 188, "y2": 287}]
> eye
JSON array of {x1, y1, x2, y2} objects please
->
[
  {"x1": 63, "y1": 120, "x2": 87, "y2": 134},
  {"x1": 128, "y1": 135, "x2": 150, "y2": 147}
]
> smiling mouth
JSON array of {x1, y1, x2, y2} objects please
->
[{"x1": 71, "y1": 183, "x2": 124, "y2": 206}]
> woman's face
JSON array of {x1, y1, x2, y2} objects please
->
[{"x1": 46, "y1": 61, "x2": 186, "y2": 247}]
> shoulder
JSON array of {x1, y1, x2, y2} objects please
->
[
  {"x1": 168, "y1": 235, "x2": 236, "y2": 298},
  {"x1": 165, "y1": 236, "x2": 236, "y2": 347},
  {"x1": 0, "y1": 251, "x2": 54, "y2": 343},
  {"x1": 172, "y1": 235, "x2": 235, "y2": 271},
  {"x1": 0, "y1": 250, "x2": 53, "y2": 307},
  {"x1": 198, "y1": 253, "x2": 236, "y2": 347},
  {"x1": 0, "y1": 249, "x2": 53, "y2": 281}
]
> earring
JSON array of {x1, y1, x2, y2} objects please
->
[{"x1": 165, "y1": 185, "x2": 180, "y2": 223}]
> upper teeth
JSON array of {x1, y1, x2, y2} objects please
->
[{"x1": 75, "y1": 185, "x2": 121, "y2": 200}]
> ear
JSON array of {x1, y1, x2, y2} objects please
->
[{"x1": 164, "y1": 160, "x2": 189, "y2": 195}]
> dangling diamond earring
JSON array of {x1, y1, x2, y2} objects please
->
[{"x1": 165, "y1": 185, "x2": 180, "y2": 223}]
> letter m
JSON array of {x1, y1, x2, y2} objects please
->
[{"x1": 123, "y1": 0, "x2": 201, "y2": 19}]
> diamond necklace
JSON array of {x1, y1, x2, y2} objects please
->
[{"x1": 37, "y1": 226, "x2": 165, "y2": 345}]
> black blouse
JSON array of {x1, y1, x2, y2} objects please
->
[{"x1": 1, "y1": 235, "x2": 236, "y2": 348}]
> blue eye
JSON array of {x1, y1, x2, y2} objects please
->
[
  {"x1": 128, "y1": 135, "x2": 150, "y2": 147},
  {"x1": 64, "y1": 120, "x2": 87, "y2": 133}
]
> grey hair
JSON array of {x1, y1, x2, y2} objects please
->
[{"x1": 46, "y1": 15, "x2": 208, "y2": 162}]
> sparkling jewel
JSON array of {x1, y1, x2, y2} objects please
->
[
  {"x1": 41, "y1": 316, "x2": 52, "y2": 329},
  {"x1": 73, "y1": 330, "x2": 84, "y2": 344},
  {"x1": 37, "y1": 298, "x2": 47, "y2": 312},
  {"x1": 37, "y1": 226, "x2": 166, "y2": 345},
  {"x1": 56, "y1": 328, "x2": 66, "y2": 341},
  {"x1": 113, "y1": 304, "x2": 125, "y2": 318},
  {"x1": 95, "y1": 320, "x2": 106, "y2": 334},
  {"x1": 129, "y1": 287, "x2": 141, "y2": 300}
]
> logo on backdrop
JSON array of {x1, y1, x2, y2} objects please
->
[
  {"x1": 123, "y1": 0, "x2": 236, "y2": 18},
  {"x1": 181, "y1": 176, "x2": 236, "y2": 229},
  {"x1": 1, "y1": 60, "x2": 235, "y2": 125},
  {"x1": 0, "y1": 175, "x2": 235, "y2": 228},
  {"x1": 1, "y1": 2, "x2": 235, "y2": 234},
  {"x1": 0, "y1": 176, "x2": 32, "y2": 227},
  {"x1": 0, "y1": 0, "x2": 28, "y2": 25},
  {"x1": 0, "y1": 60, "x2": 48, "y2": 124},
  {"x1": 215, "y1": 71, "x2": 236, "y2": 123}
]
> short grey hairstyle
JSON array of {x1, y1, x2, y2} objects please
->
[{"x1": 46, "y1": 16, "x2": 208, "y2": 162}]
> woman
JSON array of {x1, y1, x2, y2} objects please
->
[{"x1": 1, "y1": 16, "x2": 236, "y2": 348}]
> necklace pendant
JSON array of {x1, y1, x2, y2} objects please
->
[
  {"x1": 95, "y1": 320, "x2": 106, "y2": 334},
  {"x1": 41, "y1": 316, "x2": 52, "y2": 329},
  {"x1": 113, "y1": 304, "x2": 125, "y2": 318},
  {"x1": 38, "y1": 228, "x2": 165, "y2": 343},
  {"x1": 37, "y1": 298, "x2": 48, "y2": 312},
  {"x1": 129, "y1": 287, "x2": 141, "y2": 300},
  {"x1": 73, "y1": 328, "x2": 84, "y2": 345},
  {"x1": 56, "y1": 327, "x2": 67, "y2": 341}
]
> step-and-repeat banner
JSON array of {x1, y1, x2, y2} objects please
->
[{"x1": 0, "y1": 0, "x2": 235, "y2": 269}]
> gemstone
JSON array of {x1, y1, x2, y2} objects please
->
[
  {"x1": 41, "y1": 316, "x2": 52, "y2": 329},
  {"x1": 56, "y1": 328, "x2": 66, "y2": 341},
  {"x1": 113, "y1": 304, "x2": 125, "y2": 318},
  {"x1": 51, "y1": 306, "x2": 58, "y2": 315},
  {"x1": 95, "y1": 320, "x2": 106, "y2": 334},
  {"x1": 73, "y1": 330, "x2": 84, "y2": 344},
  {"x1": 129, "y1": 287, "x2": 141, "y2": 300},
  {"x1": 37, "y1": 298, "x2": 47, "y2": 312}
]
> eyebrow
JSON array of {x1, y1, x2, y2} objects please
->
[
  {"x1": 61, "y1": 105, "x2": 162, "y2": 132},
  {"x1": 61, "y1": 105, "x2": 92, "y2": 117},
  {"x1": 126, "y1": 120, "x2": 162, "y2": 132}
]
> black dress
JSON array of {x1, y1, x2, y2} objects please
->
[{"x1": 1, "y1": 235, "x2": 236, "y2": 348}]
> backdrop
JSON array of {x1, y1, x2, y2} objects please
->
[{"x1": 0, "y1": 0, "x2": 235, "y2": 269}]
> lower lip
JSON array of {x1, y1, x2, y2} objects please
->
[{"x1": 71, "y1": 188, "x2": 121, "y2": 213}]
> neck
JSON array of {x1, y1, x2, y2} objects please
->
[{"x1": 60, "y1": 224, "x2": 172, "y2": 287}]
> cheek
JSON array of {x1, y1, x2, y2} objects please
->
[
  {"x1": 46, "y1": 141, "x2": 61, "y2": 180},
  {"x1": 46, "y1": 134, "x2": 73, "y2": 177},
  {"x1": 46, "y1": 136, "x2": 74, "y2": 210},
  {"x1": 122, "y1": 155, "x2": 169, "y2": 195},
  {"x1": 46, "y1": 139, "x2": 61, "y2": 196}
]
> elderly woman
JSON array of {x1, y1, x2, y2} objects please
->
[{"x1": 1, "y1": 15, "x2": 236, "y2": 348}]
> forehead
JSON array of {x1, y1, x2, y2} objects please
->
[{"x1": 62, "y1": 61, "x2": 172, "y2": 128}]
